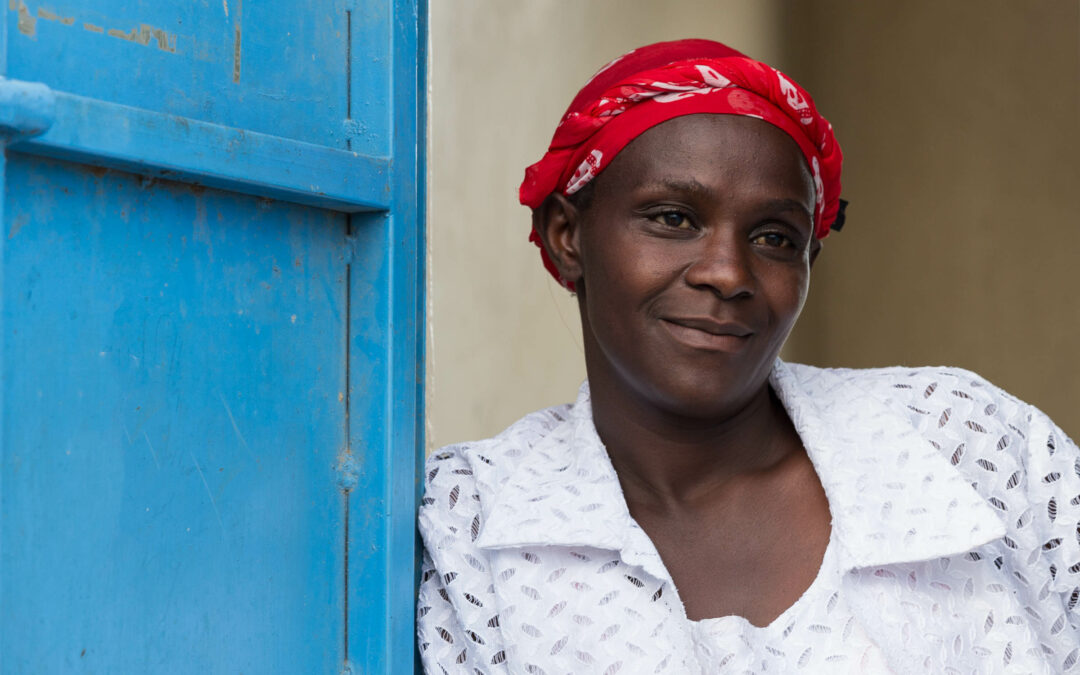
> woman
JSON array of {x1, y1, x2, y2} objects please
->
[{"x1": 417, "y1": 39, "x2": 1080, "y2": 674}]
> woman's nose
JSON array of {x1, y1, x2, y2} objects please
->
[{"x1": 682, "y1": 231, "x2": 755, "y2": 299}]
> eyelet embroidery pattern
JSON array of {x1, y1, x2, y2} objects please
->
[{"x1": 417, "y1": 362, "x2": 1080, "y2": 674}]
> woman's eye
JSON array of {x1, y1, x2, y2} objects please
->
[
  {"x1": 752, "y1": 232, "x2": 794, "y2": 248},
  {"x1": 654, "y1": 211, "x2": 691, "y2": 229}
]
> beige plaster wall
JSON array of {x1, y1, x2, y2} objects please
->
[
  {"x1": 427, "y1": 1, "x2": 786, "y2": 451},
  {"x1": 781, "y1": 1, "x2": 1080, "y2": 437}
]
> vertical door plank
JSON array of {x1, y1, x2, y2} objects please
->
[{"x1": 344, "y1": 1, "x2": 426, "y2": 671}]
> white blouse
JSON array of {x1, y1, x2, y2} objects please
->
[{"x1": 417, "y1": 361, "x2": 1080, "y2": 674}]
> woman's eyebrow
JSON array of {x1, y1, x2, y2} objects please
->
[
  {"x1": 648, "y1": 180, "x2": 814, "y2": 220},
  {"x1": 760, "y1": 198, "x2": 814, "y2": 221},
  {"x1": 652, "y1": 178, "x2": 710, "y2": 196}
]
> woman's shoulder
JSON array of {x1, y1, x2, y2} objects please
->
[
  {"x1": 788, "y1": 361, "x2": 1080, "y2": 596},
  {"x1": 792, "y1": 361, "x2": 1080, "y2": 576},
  {"x1": 425, "y1": 401, "x2": 574, "y2": 477},
  {"x1": 419, "y1": 401, "x2": 576, "y2": 529},
  {"x1": 782, "y1": 360, "x2": 1063, "y2": 462},
  {"x1": 785, "y1": 360, "x2": 1020, "y2": 398},
  {"x1": 782, "y1": 361, "x2": 1037, "y2": 425}
]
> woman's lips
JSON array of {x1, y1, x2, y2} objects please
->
[{"x1": 660, "y1": 317, "x2": 753, "y2": 352}]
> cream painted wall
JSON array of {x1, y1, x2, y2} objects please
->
[{"x1": 427, "y1": 1, "x2": 785, "y2": 451}]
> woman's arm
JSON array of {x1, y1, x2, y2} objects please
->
[
  {"x1": 1024, "y1": 406, "x2": 1080, "y2": 637},
  {"x1": 417, "y1": 447, "x2": 507, "y2": 673}
]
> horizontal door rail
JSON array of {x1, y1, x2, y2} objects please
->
[{"x1": 1, "y1": 78, "x2": 390, "y2": 212}]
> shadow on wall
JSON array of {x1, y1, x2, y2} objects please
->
[{"x1": 780, "y1": 1, "x2": 1080, "y2": 438}]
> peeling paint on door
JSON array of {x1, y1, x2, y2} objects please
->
[
  {"x1": 11, "y1": 0, "x2": 36, "y2": 37},
  {"x1": 106, "y1": 23, "x2": 177, "y2": 53},
  {"x1": 37, "y1": 7, "x2": 74, "y2": 25},
  {"x1": 9, "y1": 1, "x2": 178, "y2": 53}
]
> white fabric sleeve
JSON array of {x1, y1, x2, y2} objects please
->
[
  {"x1": 417, "y1": 447, "x2": 508, "y2": 674},
  {"x1": 1024, "y1": 404, "x2": 1080, "y2": 635}
]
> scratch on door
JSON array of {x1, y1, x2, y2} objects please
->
[{"x1": 232, "y1": 0, "x2": 243, "y2": 82}]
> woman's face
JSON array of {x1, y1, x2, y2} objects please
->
[{"x1": 568, "y1": 114, "x2": 817, "y2": 420}]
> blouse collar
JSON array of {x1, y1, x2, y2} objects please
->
[{"x1": 474, "y1": 360, "x2": 1006, "y2": 579}]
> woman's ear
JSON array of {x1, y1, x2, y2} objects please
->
[
  {"x1": 809, "y1": 237, "x2": 823, "y2": 267},
  {"x1": 532, "y1": 193, "x2": 584, "y2": 287}
]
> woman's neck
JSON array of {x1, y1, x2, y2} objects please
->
[{"x1": 589, "y1": 371, "x2": 799, "y2": 512}]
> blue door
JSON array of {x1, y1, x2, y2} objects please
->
[{"x1": 1, "y1": 1, "x2": 424, "y2": 672}]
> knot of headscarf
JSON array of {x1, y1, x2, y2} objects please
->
[{"x1": 519, "y1": 39, "x2": 844, "y2": 289}]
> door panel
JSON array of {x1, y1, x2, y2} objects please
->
[
  {"x1": 3, "y1": 155, "x2": 347, "y2": 672},
  {"x1": 2, "y1": 1, "x2": 423, "y2": 672}
]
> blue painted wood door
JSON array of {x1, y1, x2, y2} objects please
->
[{"x1": 0, "y1": 1, "x2": 424, "y2": 673}]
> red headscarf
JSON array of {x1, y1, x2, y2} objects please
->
[{"x1": 520, "y1": 39, "x2": 844, "y2": 289}]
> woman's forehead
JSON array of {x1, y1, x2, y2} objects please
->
[{"x1": 597, "y1": 114, "x2": 815, "y2": 204}]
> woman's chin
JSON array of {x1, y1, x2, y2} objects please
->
[{"x1": 628, "y1": 372, "x2": 771, "y2": 425}]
